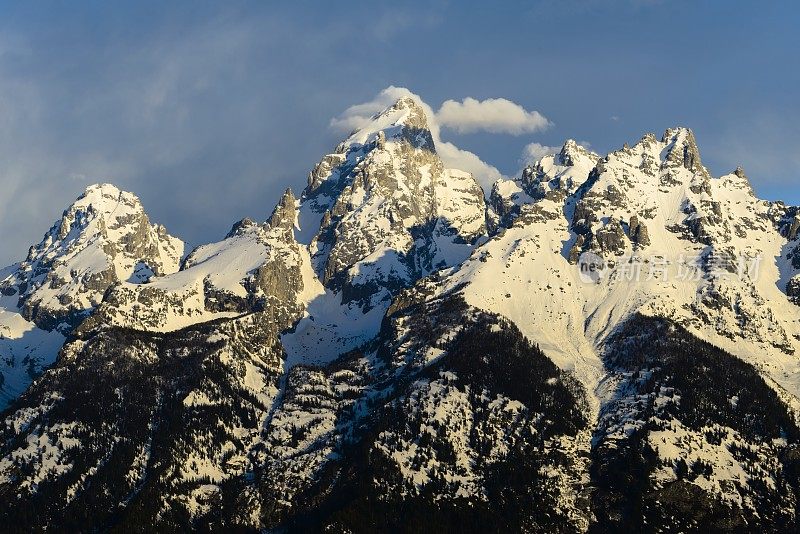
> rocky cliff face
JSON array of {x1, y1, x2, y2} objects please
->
[{"x1": 1, "y1": 97, "x2": 800, "y2": 531}]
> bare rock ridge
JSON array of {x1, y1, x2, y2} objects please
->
[
  {"x1": 267, "y1": 188, "x2": 298, "y2": 236},
  {"x1": 88, "y1": 186, "x2": 312, "y2": 332}
]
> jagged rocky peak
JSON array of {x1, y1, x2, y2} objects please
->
[
  {"x1": 341, "y1": 95, "x2": 434, "y2": 152},
  {"x1": 94, "y1": 203, "x2": 316, "y2": 333},
  {"x1": 225, "y1": 217, "x2": 258, "y2": 238},
  {"x1": 303, "y1": 96, "x2": 434, "y2": 200},
  {"x1": 297, "y1": 95, "x2": 486, "y2": 308},
  {"x1": 520, "y1": 139, "x2": 597, "y2": 198},
  {"x1": 492, "y1": 126, "x2": 735, "y2": 258},
  {"x1": 90, "y1": 188, "x2": 316, "y2": 334},
  {"x1": 661, "y1": 126, "x2": 710, "y2": 179},
  {"x1": 716, "y1": 165, "x2": 756, "y2": 198},
  {"x1": 558, "y1": 138, "x2": 593, "y2": 166},
  {"x1": 490, "y1": 139, "x2": 598, "y2": 230},
  {"x1": 0, "y1": 183, "x2": 184, "y2": 332},
  {"x1": 564, "y1": 126, "x2": 740, "y2": 259},
  {"x1": 374, "y1": 95, "x2": 434, "y2": 149},
  {"x1": 638, "y1": 131, "x2": 659, "y2": 146},
  {"x1": 46, "y1": 183, "x2": 183, "y2": 274},
  {"x1": 267, "y1": 188, "x2": 298, "y2": 236}
]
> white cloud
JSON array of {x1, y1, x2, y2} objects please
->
[
  {"x1": 329, "y1": 86, "x2": 503, "y2": 190},
  {"x1": 437, "y1": 140, "x2": 502, "y2": 188},
  {"x1": 436, "y1": 97, "x2": 552, "y2": 135},
  {"x1": 520, "y1": 142, "x2": 560, "y2": 165}
]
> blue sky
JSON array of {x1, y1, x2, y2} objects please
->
[{"x1": 0, "y1": 0, "x2": 798, "y2": 265}]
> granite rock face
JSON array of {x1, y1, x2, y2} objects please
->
[
  {"x1": 490, "y1": 139, "x2": 599, "y2": 233},
  {"x1": 628, "y1": 214, "x2": 651, "y2": 246}
]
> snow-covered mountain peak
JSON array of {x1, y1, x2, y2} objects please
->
[
  {"x1": 0, "y1": 182, "x2": 184, "y2": 406},
  {"x1": 68, "y1": 182, "x2": 132, "y2": 209},
  {"x1": 335, "y1": 95, "x2": 434, "y2": 155},
  {"x1": 439, "y1": 126, "x2": 800, "y2": 409},
  {"x1": 299, "y1": 96, "x2": 437, "y2": 237},
  {"x1": 716, "y1": 167, "x2": 756, "y2": 199},
  {"x1": 637, "y1": 131, "x2": 659, "y2": 146},
  {"x1": 296, "y1": 95, "x2": 485, "y2": 306},
  {"x1": 93, "y1": 206, "x2": 321, "y2": 333},
  {"x1": 490, "y1": 138, "x2": 598, "y2": 229},
  {"x1": 558, "y1": 138, "x2": 595, "y2": 167},
  {"x1": 0, "y1": 183, "x2": 184, "y2": 332},
  {"x1": 87, "y1": 185, "x2": 322, "y2": 334},
  {"x1": 50, "y1": 183, "x2": 146, "y2": 243},
  {"x1": 276, "y1": 96, "x2": 488, "y2": 362},
  {"x1": 722, "y1": 165, "x2": 757, "y2": 195},
  {"x1": 225, "y1": 217, "x2": 258, "y2": 239}
]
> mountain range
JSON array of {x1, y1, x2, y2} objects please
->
[{"x1": 1, "y1": 95, "x2": 800, "y2": 532}]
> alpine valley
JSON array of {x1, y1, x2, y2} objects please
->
[{"x1": 2, "y1": 94, "x2": 800, "y2": 533}]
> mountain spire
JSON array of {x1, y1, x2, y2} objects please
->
[
  {"x1": 267, "y1": 188, "x2": 298, "y2": 237},
  {"x1": 661, "y1": 127, "x2": 709, "y2": 178}
]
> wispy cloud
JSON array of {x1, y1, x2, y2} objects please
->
[
  {"x1": 437, "y1": 97, "x2": 552, "y2": 135},
  {"x1": 368, "y1": 2, "x2": 445, "y2": 41},
  {"x1": 520, "y1": 142, "x2": 560, "y2": 165}
]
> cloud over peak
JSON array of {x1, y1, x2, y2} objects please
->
[
  {"x1": 329, "y1": 86, "x2": 424, "y2": 133},
  {"x1": 329, "y1": 87, "x2": 560, "y2": 189},
  {"x1": 329, "y1": 86, "x2": 503, "y2": 189},
  {"x1": 520, "y1": 142, "x2": 560, "y2": 165},
  {"x1": 437, "y1": 97, "x2": 552, "y2": 135}
]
